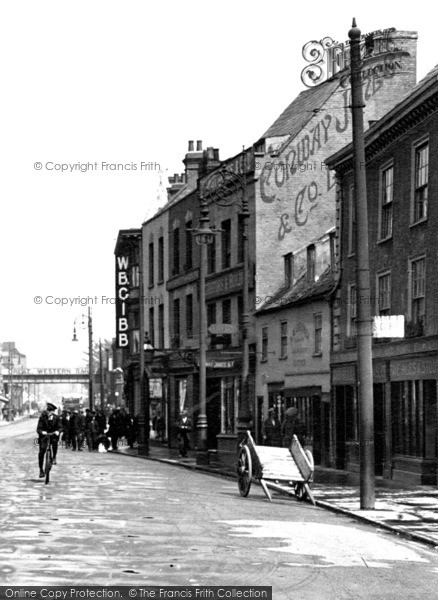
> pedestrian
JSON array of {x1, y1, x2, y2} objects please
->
[
  {"x1": 156, "y1": 414, "x2": 165, "y2": 441},
  {"x1": 175, "y1": 409, "x2": 192, "y2": 458},
  {"x1": 85, "y1": 410, "x2": 100, "y2": 451},
  {"x1": 125, "y1": 412, "x2": 136, "y2": 448},
  {"x1": 61, "y1": 410, "x2": 71, "y2": 448},
  {"x1": 281, "y1": 406, "x2": 307, "y2": 448},
  {"x1": 95, "y1": 408, "x2": 107, "y2": 435},
  {"x1": 37, "y1": 402, "x2": 61, "y2": 477},
  {"x1": 263, "y1": 408, "x2": 282, "y2": 447},
  {"x1": 69, "y1": 409, "x2": 85, "y2": 451},
  {"x1": 108, "y1": 408, "x2": 123, "y2": 451}
]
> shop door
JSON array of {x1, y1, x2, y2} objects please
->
[
  {"x1": 335, "y1": 387, "x2": 347, "y2": 469},
  {"x1": 373, "y1": 384, "x2": 385, "y2": 476},
  {"x1": 206, "y1": 378, "x2": 221, "y2": 449}
]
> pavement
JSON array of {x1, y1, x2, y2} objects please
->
[{"x1": 117, "y1": 441, "x2": 438, "y2": 550}]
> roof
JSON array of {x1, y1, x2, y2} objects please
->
[
  {"x1": 258, "y1": 77, "x2": 340, "y2": 141},
  {"x1": 326, "y1": 63, "x2": 438, "y2": 169},
  {"x1": 257, "y1": 267, "x2": 336, "y2": 315}
]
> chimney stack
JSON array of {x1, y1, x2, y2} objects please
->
[
  {"x1": 196, "y1": 140, "x2": 203, "y2": 151},
  {"x1": 188, "y1": 140, "x2": 194, "y2": 152}
]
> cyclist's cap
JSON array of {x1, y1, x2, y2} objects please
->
[{"x1": 47, "y1": 403, "x2": 57, "y2": 412}]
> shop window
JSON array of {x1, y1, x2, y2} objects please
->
[
  {"x1": 221, "y1": 377, "x2": 239, "y2": 434},
  {"x1": 391, "y1": 381, "x2": 424, "y2": 457}
]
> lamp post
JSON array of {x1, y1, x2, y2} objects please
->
[
  {"x1": 138, "y1": 335, "x2": 155, "y2": 456},
  {"x1": 201, "y1": 160, "x2": 251, "y2": 443},
  {"x1": 349, "y1": 19, "x2": 375, "y2": 509},
  {"x1": 193, "y1": 194, "x2": 217, "y2": 465},
  {"x1": 72, "y1": 306, "x2": 94, "y2": 410}
]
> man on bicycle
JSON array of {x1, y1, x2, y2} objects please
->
[{"x1": 37, "y1": 402, "x2": 61, "y2": 478}]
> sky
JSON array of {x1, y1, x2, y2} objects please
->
[{"x1": 0, "y1": 0, "x2": 436, "y2": 369}]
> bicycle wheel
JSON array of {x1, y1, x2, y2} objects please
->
[{"x1": 44, "y1": 445, "x2": 52, "y2": 485}]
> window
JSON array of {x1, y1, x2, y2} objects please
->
[
  {"x1": 411, "y1": 257, "x2": 425, "y2": 325},
  {"x1": 158, "y1": 304, "x2": 164, "y2": 348},
  {"x1": 148, "y1": 242, "x2": 154, "y2": 286},
  {"x1": 348, "y1": 185, "x2": 356, "y2": 255},
  {"x1": 158, "y1": 236, "x2": 164, "y2": 282},
  {"x1": 237, "y1": 295, "x2": 243, "y2": 324},
  {"x1": 149, "y1": 307, "x2": 155, "y2": 346},
  {"x1": 173, "y1": 298, "x2": 180, "y2": 345},
  {"x1": 185, "y1": 221, "x2": 193, "y2": 270},
  {"x1": 207, "y1": 237, "x2": 216, "y2": 274},
  {"x1": 207, "y1": 302, "x2": 216, "y2": 327},
  {"x1": 314, "y1": 313, "x2": 322, "y2": 354},
  {"x1": 280, "y1": 321, "x2": 288, "y2": 358},
  {"x1": 222, "y1": 298, "x2": 231, "y2": 324},
  {"x1": 221, "y1": 219, "x2": 231, "y2": 269},
  {"x1": 261, "y1": 326, "x2": 268, "y2": 362},
  {"x1": 186, "y1": 294, "x2": 193, "y2": 338},
  {"x1": 237, "y1": 214, "x2": 245, "y2": 264},
  {"x1": 380, "y1": 165, "x2": 393, "y2": 239},
  {"x1": 377, "y1": 272, "x2": 391, "y2": 316},
  {"x1": 307, "y1": 245, "x2": 315, "y2": 283},
  {"x1": 173, "y1": 228, "x2": 180, "y2": 275},
  {"x1": 348, "y1": 284, "x2": 357, "y2": 337},
  {"x1": 130, "y1": 265, "x2": 139, "y2": 288},
  {"x1": 413, "y1": 142, "x2": 428, "y2": 222},
  {"x1": 284, "y1": 253, "x2": 292, "y2": 287}
]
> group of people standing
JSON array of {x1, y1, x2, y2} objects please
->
[
  {"x1": 263, "y1": 406, "x2": 307, "y2": 448},
  {"x1": 60, "y1": 406, "x2": 137, "y2": 452}
]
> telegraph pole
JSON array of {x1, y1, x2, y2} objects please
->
[{"x1": 349, "y1": 19, "x2": 375, "y2": 509}]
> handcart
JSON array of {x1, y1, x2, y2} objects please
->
[{"x1": 237, "y1": 431, "x2": 316, "y2": 505}]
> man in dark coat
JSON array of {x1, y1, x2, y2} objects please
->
[
  {"x1": 69, "y1": 410, "x2": 85, "y2": 451},
  {"x1": 37, "y1": 402, "x2": 61, "y2": 477},
  {"x1": 85, "y1": 411, "x2": 100, "y2": 451},
  {"x1": 281, "y1": 406, "x2": 307, "y2": 448},
  {"x1": 175, "y1": 409, "x2": 192, "y2": 458},
  {"x1": 108, "y1": 408, "x2": 123, "y2": 451},
  {"x1": 263, "y1": 408, "x2": 282, "y2": 446}
]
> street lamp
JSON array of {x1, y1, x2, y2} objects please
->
[
  {"x1": 72, "y1": 306, "x2": 94, "y2": 410},
  {"x1": 193, "y1": 194, "x2": 218, "y2": 465},
  {"x1": 138, "y1": 335, "x2": 155, "y2": 456},
  {"x1": 200, "y1": 161, "x2": 251, "y2": 443}
]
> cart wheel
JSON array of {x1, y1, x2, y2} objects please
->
[
  {"x1": 294, "y1": 482, "x2": 306, "y2": 501},
  {"x1": 237, "y1": 445, "x2": 252, "y2": 497}
]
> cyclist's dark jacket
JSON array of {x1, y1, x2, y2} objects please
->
[{"x1": 37, "y1": 412, "x2": 61, "y2": 437}]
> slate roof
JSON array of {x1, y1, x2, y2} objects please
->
[
  {"x1": 257, "y1": 267, "x2": 336, "y2": 314},
  {"x1": 259, "y1": 77, "x2": 340, "y2": 141}
]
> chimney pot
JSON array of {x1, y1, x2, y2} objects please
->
[
  {"x1": 196, "y1": 140, "x2": 202, "y2": 151},
  {"x1": 188, "y1": 140, "x2": 194, "y2": 152}
]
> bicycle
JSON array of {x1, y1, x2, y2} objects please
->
[{"x1": 42, "y1": 433, "x2": 58, "y2": 485}]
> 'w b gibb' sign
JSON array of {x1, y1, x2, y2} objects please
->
[
  {"x1": 301, "y1": 28, "x2": 408, "y2": 88},
  {"x1": 116, "y1": 255, "x2": 129, "y2": 347}
]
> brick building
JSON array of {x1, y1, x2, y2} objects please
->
[
  {"x1": 252, "y1": 28, "x2": 418, "y2": 459},
  {"x1": 326, "y1": 64, "x2": 438, "y2": 484}
]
